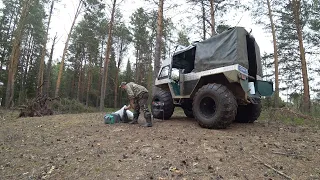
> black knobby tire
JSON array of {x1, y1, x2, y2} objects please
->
[
  {"x1": 183, "y1": 108, "x2": 194, "y2": 118},
  {"x1": 151, "y1": 90, "x2": 174, "y2": 120},
  {"x1": 235, "y1": 98, "x2": 262, "y2": 123},
  {"x1": 192, "y1": 83, "x2": 237, "y2": 129}
]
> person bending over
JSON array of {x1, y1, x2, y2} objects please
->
[{"x1": 119, "y1": 82, "x2": 152, "y2": 127}]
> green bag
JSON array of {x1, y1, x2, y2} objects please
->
[
  {"x1": 104, "y1": 113, "x2": 121, "y2": 124},
  {"x1": 104, "y1": 114, "x2": 115, "y2": 124}
]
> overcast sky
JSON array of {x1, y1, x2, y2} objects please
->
[
  {"x1": 0, "y1": 0, "x2": 273, "y2": 65},
  {"x1": 46, "y1": 0, "x2": 272, "y2": 63}
]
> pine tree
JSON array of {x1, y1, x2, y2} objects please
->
[
  {"x1": 290, "y1": 0, "x2": 311, "y2": 112},
  {"x1": 5, "y1": 0, "x2": 34, "y2": 107},
  {"x1": 177, "y1": 30, "x2": 190, "y2": 47},
  {"x1": 130, "y1": 8, "x2": 150, "y2": 86},
  {"x1": 55, "y1": 0, "x2": 83, "y2": 98},
  {"x1": 37, "y1": 0, "x2": 54, "y2": 95},
  {"x1": 251, "y1": 0, "x2": 281, "y2": 107},
  {"x1": 113, "y1": 21, "x2": 132, "y2": 108},
  {"x1": 100, "y1": 0, "x2": 117, "y2": 110},
  {"x1": 153, "y1": 0, "x2": 164, "y2": 95}
]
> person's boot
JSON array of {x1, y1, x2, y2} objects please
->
[
  {"x1": 141, "y1": 112, "x2": 152, "y2": 127},
  {"x1": 129, "y1": 112, "x2": 139, "y2": 124}
]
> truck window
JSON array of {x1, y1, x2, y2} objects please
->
[{"x1": 158, "y1": 66, "x2": 169, "y2": 79}]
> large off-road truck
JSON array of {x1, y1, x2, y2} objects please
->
[{"x1": 151, "y1": 27, "x2": 274, "y2": 129}]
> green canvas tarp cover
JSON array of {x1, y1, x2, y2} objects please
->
[{"x1": 193, "y1": 27, "x2": 263, "y2": 76}]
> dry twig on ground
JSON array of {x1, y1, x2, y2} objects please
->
[{"x1": 252, "y1": 155, "x2": 293, "y2": 180}]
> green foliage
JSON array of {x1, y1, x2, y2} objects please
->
[
  {"x1": 261, "y1": 96, "x2": 286, "y2": 109},
  {"x1": 259, "y1": 108, "x2": 320, "y2": 127},
  {"x1": 216, "y1": 24, "x2": 231, "y2": 34},
  {"x1": 51, "y1": 98, "x2": 97, "y2": 114},
  {"x1": 177, "y1": 31, "x2": 190, "y2": 47}
]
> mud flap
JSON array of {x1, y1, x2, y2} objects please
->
[{"x1": 255, "y1": 80, "x2": 274, "y2": 96}]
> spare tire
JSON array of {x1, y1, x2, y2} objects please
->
[
  {"x1": 192, "y1": 83, "x2": 237, "y2": 129},
  {"x1": 235, "y1": 98, "x2": 262, "y2": 123},
  {"x1": 151, "y1": 90, "x2": 174, "y2": 120}
]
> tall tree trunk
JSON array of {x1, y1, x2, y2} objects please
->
[
  {"x1": 210, "y1": 0, "x2": 216, "y2": 36},
  {"x1": 0, "y1": 12, "x2": 14, "y2": 69},
  {"x1": 291, "y1": 0, "x2": 310, "y2": 112},
  {"x1": 135, "y1": 49, "x2": 139, "y2": 82},
  {"x1": 37, "y1": 0, "x2": 54, "y2": 95},
  {"x1": 44, "y1": 34, "x2": 57, "y2": 97},
  {"x1": 114, "y1": 42, "x2": 123, "y2": 108},
  {"x1": 201, "y1": 0, "x2": 206, "y2": 40},
  {"x1": 55, "y1": 1, "x2": 83, "y2": 97},
  {"x1": 5, "y1": 0, "x2": 33, "y2": 108},
  {"x1": 19, "y1": 32, "x2": 33, "y2": 104},
  {"x1": 0, "y1": 12, "x2": 15, "y2": 107},
  {"x1": 96, "y1": 42, "x2": 104, "y2": 107},
  {"x1": 81, "y1": 55, "x2": 87, "y2": 103},
  {"x1": 153, "y1": 0, "x2": 164, "y2": 95},
  {"x1": 86, "y1": 56, "x2": 92, "y2": 107},
  {"x1": 100, "y1": 0, "x2": 117, "y2": 111},
  {"x1": 267, "y1": 0, "x2": 280, "y2": 108},
  {"x1": 77, "y1": 57, "x2": 83, "y2": 101}
]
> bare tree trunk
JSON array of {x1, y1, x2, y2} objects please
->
[
  {"x1": 135, "y1": 48, "x2": 139, "y2": 82},
  {"x1": 114, "y1": 42, "x2": 123, "y2": 108},
  {"x1": 44, "y1": 34, "x2": 57, "y2": 97},
  {"x1": 5, "y1": 0, "x2": 33, "y2": 108},
  {"x1": 86, "y1": 56, "x2": 92, "y2": 107},
  {"x1": 55, "y1": 1, "x2": 83, "y2": 97},
  {"x1": 77, "y1": 58, "x2": 83, "y2": 102},
  {"x1": 37, "y1": 0, "x2": 54, "y2": 95},
  {"x1": 201, "y1": 0, "x2": 206, "y2": 40},
  {"x1": 153, "y1": 0, "x2": 164, "y2": 95},
  {"x1": 267, "y1": 0, "x2": 280, "y2": 108},
  {"x1": 81, "y1": 55, "x2": 87, "y2": 103},
  {"x1": 96, "y1": 42, "x2": 104, "y2": 107},
  {"x1": 19, "y1": 31, "x2": 33, "y2": 104},
  {"x1": 291, "y1": 0, "x2": 310, "y2": 112},
  {"x1": 100, "y1": 0, "x2": 117, "y2": 111},
  {"x1": 210, "y1": 0, "x2": 216, "y2": 36}
]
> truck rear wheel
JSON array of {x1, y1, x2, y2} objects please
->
[
  {"x1": 192, "y1": 83, "x2": 237, "y2": 129},
  {"x1": 235, "y1": 98, "x2": 262, "y2": 123},
  {"x1": 151, "y1": 90, "x2": 174, "y2": 120}
]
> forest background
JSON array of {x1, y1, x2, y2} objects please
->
[{"x1": 0, "y1": 0, "x2": 319, "y2": 114}]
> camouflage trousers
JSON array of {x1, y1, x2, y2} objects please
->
[{"x1": 133, "y1": 92, "x2": 151, "y2": 121}]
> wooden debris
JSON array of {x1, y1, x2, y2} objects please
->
[
  {"x1": 272, "y1": 151, "x2": 310, "y2": 161},
  {"x1": 18, "y1": 94, "x2": 58, "y2": 118},
  {"x1": 252, "y1": 155, "x2": 293, "y2": 180}
]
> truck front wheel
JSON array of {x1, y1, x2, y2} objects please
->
[{"x1": 192, "y1": 83, "x2": 237, "y2": 129}]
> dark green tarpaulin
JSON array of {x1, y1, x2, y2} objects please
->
[{"x1": 193, "y1": 27, "x2": 263, "y2": 76}]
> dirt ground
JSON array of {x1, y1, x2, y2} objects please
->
[{"x1": 0, "y1": 109, "x2": 319, "y2": 180}]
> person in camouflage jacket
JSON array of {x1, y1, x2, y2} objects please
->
[{"x1": 119, "y1": 82, "x2": 152, "y2": 127}]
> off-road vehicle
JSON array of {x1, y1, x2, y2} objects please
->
[{"x1": 151, "y1": 27, "x2": 274, "y2": 129}]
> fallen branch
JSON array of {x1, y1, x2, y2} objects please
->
[
  {"x1": 272, "y1": 151, "x2": 310, "y2": 161},
  {"x1": 252, "y1": 155, "x2": 293, "y2": 180}
]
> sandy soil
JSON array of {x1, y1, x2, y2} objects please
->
[{"x1": 0, "y1": 110, "x2": 319, "y2": 180}]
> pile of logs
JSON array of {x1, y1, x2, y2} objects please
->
[{"x1": 18, "y1": 94, "x2": 58, "y2": 118}]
